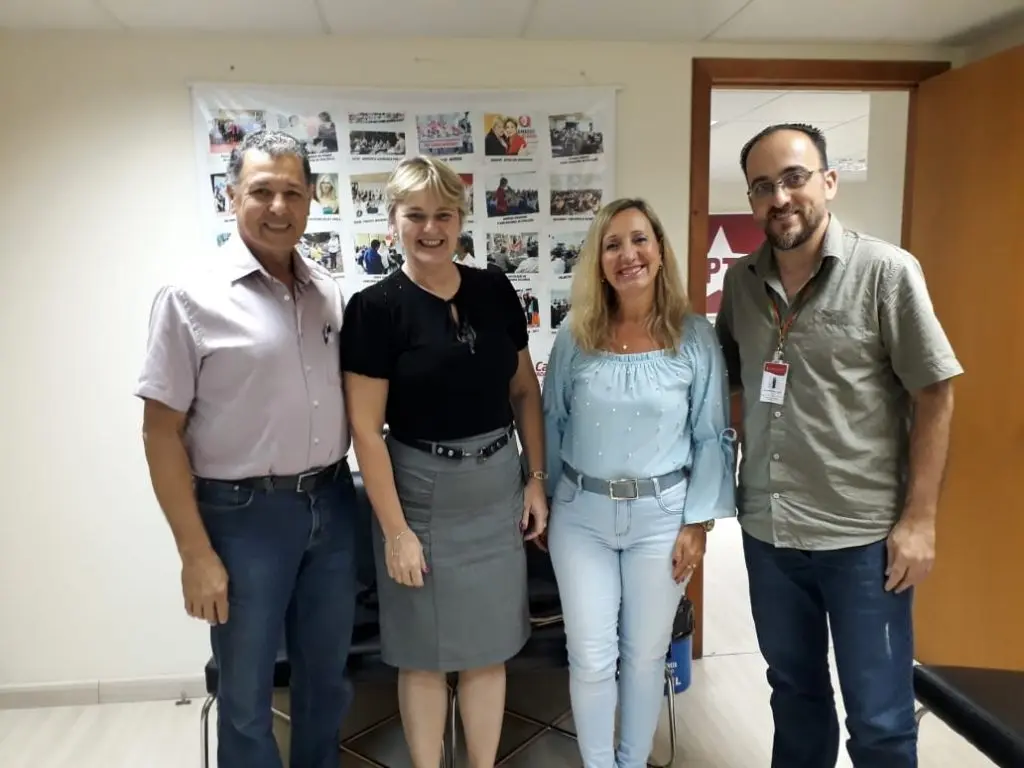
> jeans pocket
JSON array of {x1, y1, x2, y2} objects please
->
[
  {"x1": 552, "y1": 475, "x2": 580, "y2": 506},
  {"x1": 195, "y1": 482, "x2": 256, "y2": 513},
  {"x1": 655, "y1": 479, "x2": 687, "y2": 515}
]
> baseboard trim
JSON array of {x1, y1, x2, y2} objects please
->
[
  {"x1": 0, "y1": 675, "x2": 207, "y2": 710},
  {"x1": 99, "y1": 675, "x2": 208, "y2": 705},
  {"x1": 0, "y1": 681, "x2": 99, "y2": 710}
]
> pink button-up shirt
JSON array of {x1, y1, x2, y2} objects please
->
[{"x1": 135, "y1": 234, "x2": 348, "y2": 480}]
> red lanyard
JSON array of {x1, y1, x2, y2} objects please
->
[{"x1": 768, "y1": 281, "x2": 818, "y2": 360}]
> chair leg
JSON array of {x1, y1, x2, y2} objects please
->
[
  {"x1": 646, "y1": 666, "x2": 678, "y2": 768},
  {"x1": 448, "y1": 683, "x2": 459, "y2": 768},
  {"x1": 199, "y1": 695, "x2": 215, "y2": 768}
]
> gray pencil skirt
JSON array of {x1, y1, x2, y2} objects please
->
[{"x1": 373, "y1": 426, "x2": 531, "y2": 672}]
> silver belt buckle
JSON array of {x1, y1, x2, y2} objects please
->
[
  {"x1": 608, "y1": 478, "x2": 639, "y2": 500},
  {"x1": 295, "y1": 468, "x2": 319, "y2": 492}
]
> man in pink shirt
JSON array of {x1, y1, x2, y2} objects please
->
[{"x1": 135, "y1": 130, "x2": 356, "y2": 768}]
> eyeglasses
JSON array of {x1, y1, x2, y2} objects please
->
[{"x1": 747, "y1": 168, "x2": 824, "y2": 201}]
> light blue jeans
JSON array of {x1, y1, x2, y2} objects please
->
[{"x1": 547, "y1": 473, "x2": 689, "y2": 768}]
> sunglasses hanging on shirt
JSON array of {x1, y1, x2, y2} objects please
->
[{"x1": 447, "y1": 299, "x2": 476, "y2": 355}]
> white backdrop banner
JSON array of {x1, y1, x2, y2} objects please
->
[{"x1": 190, "y1": 83, "x2": 617, "y2": 384}]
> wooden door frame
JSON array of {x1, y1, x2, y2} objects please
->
[{"x1": 686, "y1": 57, "x2": 950, "y2": 660}]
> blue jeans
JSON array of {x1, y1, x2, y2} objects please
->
[
  {"x1": 196, "y1": 468, "x2": 358, "y2": 768},
  {"x1": 742, "y1": 531, "x2": 918, "y2": 768},
  {"x1": 547, "y1": 475, "x2": 687, "y2": 768}
]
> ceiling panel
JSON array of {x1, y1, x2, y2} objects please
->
[
  {"x1": 709, "y1": 89, "x2": 871, "y2": 183},
  {"x1": 0, "y1": 0, "x2": 1018, "y2": 40},
  {"x1": 522, "y1": 0, "x2": 750, "y2": 41},
  {"x1": 0, "y1": 0, "x2": 119, "y2": 29},
  {"x1": 711, "y1": 91, "x2": 786, "y2": 124},
  {"x1": 709, "y1": 120, "x2": 847, "y2": 181},
  {"x1": 100, "y1": 0, "x2": 325, "y2": 32},
  {"x1": 741, "y1": 91, "x2": 870, "y2": 125},
  {"x1": 708, "y1": 0, "x2": 1024, "y2": 42},
  {"x1": 318, "y1": 0, "x2": 535, "y2": 37},
  {"x1": 821, "y1": 115, "x2": 870, "y2": 160}
]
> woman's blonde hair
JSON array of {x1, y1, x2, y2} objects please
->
[
  {"x1": 385, "y1": 155, "x2": 469, "y2": 223},
  {"x1": 569, "y1": 197, "x2": 691, "y2": 354}
]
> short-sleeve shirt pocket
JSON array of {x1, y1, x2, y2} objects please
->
[{"x1": 798, "y1": 307, "x2": 878, "y2": 368}]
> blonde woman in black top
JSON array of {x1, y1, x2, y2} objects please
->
[{"x1": 341, "y1": 155, "x2": 548, "y2": 768}]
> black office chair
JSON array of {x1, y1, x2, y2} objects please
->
[{"x1": 913, "y1": 664, "x2": 1024, "y2": 767}]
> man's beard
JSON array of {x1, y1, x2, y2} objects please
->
[{"x1": 764, "y1": 206, "x2": 822, "y2": 251}]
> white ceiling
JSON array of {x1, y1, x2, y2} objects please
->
[
  {"x1": 710, "y1": 90, "x2": 872, "y2": 183},
  {"x1": 0, "y1": 0, "x2": 1021, "y2": 43}
]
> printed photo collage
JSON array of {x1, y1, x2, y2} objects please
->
[{"x1": 200, "y1": 99, "x2": 614, "y2": 338}]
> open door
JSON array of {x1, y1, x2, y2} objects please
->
[{"x1": 905, "y1": 45, "x2": 1024, "y2": 671}]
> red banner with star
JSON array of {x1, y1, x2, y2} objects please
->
[{"x1": 706, "y1": 213, "x2": 766, "y2": 318}]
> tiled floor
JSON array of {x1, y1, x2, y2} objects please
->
[{"x1": 0, "y1": 519, "x2": 996, "y2": 767}]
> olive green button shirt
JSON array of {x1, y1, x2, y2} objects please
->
[{"x1": 715, "y1": 215, "x2": 963, "y2": 550}]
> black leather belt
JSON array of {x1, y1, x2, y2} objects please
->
[
  {"x1": 562, "y1": 462, "x2": 690, "y2": 500},
  {"x1": 390, "y1": 425, "x2": 515, "y2": 462},
  {"x1": 195, "y1": 459, "x2": 348, "y2": 494}
]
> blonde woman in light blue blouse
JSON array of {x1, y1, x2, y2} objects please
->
[{"x1": 542, "y1": 198, "x2": 737, "y2": 768}]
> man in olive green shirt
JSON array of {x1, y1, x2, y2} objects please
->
[{"x1": 715, "y1": 123, "x2": 962, "y2": 768}]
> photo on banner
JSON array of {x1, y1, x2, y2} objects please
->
[
  {"x1": 348, "y1": 114, "x2": 407, "y2": 162},
  {"x1": 550, "y1": 283, "x2": 571, "y2": 330},
  {"x1": 415, "y1": 112, "x2": 474, "y2": 161},
  {"x1": 483, "y1": 112, "x2": 539, "y2": 162},
  {"x1": 508, "y1": 275, "x2": 542, "y2": 334},
  {"x1": 350, "y1": 172, "x2": 389, "y2": 225},
  {"x1": 484, "y1": 171, "x2": 541, "y2": 224},
  {"x1": 549, "y1": 111, "x2": 606, "y2": 165},
  {"x1": 551, "y1": 173, "x2": 603, "y2": 221},
  {"x1": 310, "y1": 173, "x2": 341, "y2": 219},
  {"x1": 485, "y1": 231, "x2": 540, "y2": 274},
  {"x1": 189, "y1": 83, "x2": 618, "y2": 374},
  {"x1": 299, "y1": 230, "x2": 344, "y2": 276},
  {"x1": 206, "y1": 109, "x2": 265, "y2": 156},
  {"x1": 548, "y1": 231, "x2": 586, "y2": 277},
  {"x1": 459, "y1": 173, "x2": 475, "y2": 221},
  {"x1": 453, "y1": 229, "x2": 481, "y2": 269},
  {"x1": 272, "y1": 111, "x2": 339, "y2": 161},
  {"x1": 210, "y1": 173, "x2": 231, "y2": 219},
  {"x1": 350, "y1": 233, "x2": 403, "y2": 281}
]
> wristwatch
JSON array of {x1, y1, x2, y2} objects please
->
[
  {"x1": 527, "y1": 470, "x2": 548, "y2": 482},
  {"x1": 699, "y1": 520, "x2": 715, "y2": 532}
]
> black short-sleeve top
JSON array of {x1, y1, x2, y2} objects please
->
[{"x1": 340, "y1": 263, "x2": 529, "y2": 442}]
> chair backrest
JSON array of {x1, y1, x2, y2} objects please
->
[
  {"x1": 351, "y1": 472, "x2": 377, "y2": 592},
  {"x1": 351, "y1": 470, "x2": 693, "y2": 634}
]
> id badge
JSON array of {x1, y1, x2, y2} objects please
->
[{"x1": 759, "y1": 361, "x2": 789, "y2": 405}]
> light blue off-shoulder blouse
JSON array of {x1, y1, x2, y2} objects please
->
[{"x1": 542, "y1": 313, "x2": 737, "y2": 524}]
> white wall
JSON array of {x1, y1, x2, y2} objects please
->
[
  {"x1": 0, "y1": 31, "x2": 958, "y2": 695},
  {"x1": 709, "y1": 91, "x2": 910, "y2": 245}
]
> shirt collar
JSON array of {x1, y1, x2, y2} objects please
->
[
  {"x1": 222, "y1": 232, "x2": 313, "y2": 286},
  {"x1": 750, "y1": 213, "x2": 848, "y2": 279}
]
